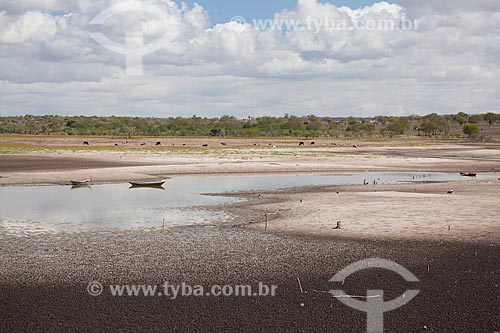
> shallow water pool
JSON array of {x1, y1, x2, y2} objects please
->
[{"x1": 0, "y1": 172, "x2": 496, "y2": 236}]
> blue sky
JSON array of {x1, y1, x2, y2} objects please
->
[{"x1": 179, "y1": 0, "x2": 380, "y2": 24}]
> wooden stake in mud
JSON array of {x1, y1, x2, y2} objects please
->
[
  {"x1": 297, "y1": 277, "x2": 304, "y2": 293},
  {"x1": 265, "y1": 212, "x2": 279, "y2": 231}
]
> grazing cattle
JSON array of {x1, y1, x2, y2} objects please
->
[
  {"x1": 141, "y1": 143, "x2": 146, "y2": 146},
  {"x1": 353, "y1": 144, "x2": 358, "y2": 148},
  {"x1": 182, "y1": 144, "x2": 186, "y2": 146},
  {"x1": 202, "y1": 144, "x2": 208, "y2": 147},
  {"x1": 311, "y1": 141, "x2": 315, "y2": 145},
  {"x1": 83, "y1": 141, "x2": 89, "y2": 146},
  {"x1": 299, "y1": 142, "x2": 305, "y2": 146},
  {"x1": 156, "y1": 142, "x2": 161, "y2": 146},
  {"x1": 221, "y1": 142, "x2": 227, "y2": 146},
  {"x1": 114, "y1": 144, "x2": 119, "y2": 146}
]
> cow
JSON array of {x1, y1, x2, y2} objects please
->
[
  {"x1": 156, "y1": 142, "x2": 161, "y2": 146},
  {"x1": 202, "y1": 144, "x2": 208, "y2": 147},
  {"x1": 299, "y1": 142, "x2": 305, "y2": 146},
  {"x1": 311, "y1": 141, "x2": 315, "y2": 145},
  {"x1": 83, "y1": 141, "x2": 89, "y2": 146}
]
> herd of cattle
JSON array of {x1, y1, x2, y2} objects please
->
[{"x1": 82, "y1": 141, "x2": 358, "y2": 148}]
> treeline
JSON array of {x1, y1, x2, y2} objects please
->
[{"x1": 0, "y1": 113, "x2": 499, "y2": 138}]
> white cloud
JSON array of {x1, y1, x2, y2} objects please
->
[
  {"x1": 0, "y1": 0, "x2": 59, "y2": 14},
  {"x1": 0, "y1": 0, "x2": 499, "y2": 117},
  {"x1": 0, "y1": 11, "x2": 57, "y2": 44},
  {"x1": 395, "y1": 0, "x2": 500, "y2": 15}
]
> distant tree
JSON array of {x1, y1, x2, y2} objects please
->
[
  {"x1": 463, "y1": 123, "x2": 480, "y2": 138},
  {"x1": 453, "y1": 112, "x2": 468, "y2": 126},
  {"x1": 209, "y1": 128, "x2": 225, "y2": 136},
  {"x1": 468, "y1": 115, "x2": 483, "y2": 124},
  {"x1": 0, "y1": 113, "x2": 497, "y2": 138},
  {"x1": 418, "y1": 114, "x2": 450, "y2": 137},
  {"x1": 381, "y1": 118, "x2": 409, "y2": 136},
  {"x1": 484, "y1": 113, "x2": 499, "y2": 126},
  {"x1": 375, "y1": 116, "x2": 390, "y2": 125}
]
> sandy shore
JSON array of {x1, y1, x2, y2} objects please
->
[
  {"x1": 1, "y1": 142, "x2": 499, "y2": 185},
  {"x1": 234, "y1": 180, "x2": 500, "y2": 243},
  {"x1": 1, "y1": 142, "x2": 499, "y2": 243}
]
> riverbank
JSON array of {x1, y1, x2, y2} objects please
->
[
  {"x1": 226, "y1": 180, "x2": 500, "y2": 243},
  {"x1": 1, "y1": 142, "x2": 499, "y2": 185}
]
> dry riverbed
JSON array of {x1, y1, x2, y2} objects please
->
[
  {"x1": 1, "y1": 140, "x2": 500, "y2": 332},
  {"x1": 226, "y1": 180, "x2": 500, "y2": 243}
]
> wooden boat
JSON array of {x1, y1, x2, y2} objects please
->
[
  {"x1": 460, "y1": 172, "x2": 477, "y2": 177},
  {"x1": 71, "y1": 179, "x2": 91, "y2": 185},
  {"x1": 129, "y1": 180, "x2": 166, "y2": 187}
]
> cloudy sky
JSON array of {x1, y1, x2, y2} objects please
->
[{"x1": 0, "y1": 0, "x2": 498, "y2": 118}]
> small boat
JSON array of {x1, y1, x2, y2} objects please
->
[
  {"x1": 129, "y1": 180, "x2": 166, "y2": 187},
  {"x1": 71, "y1": 179, "x2": 91, "y2": 186},
  {"x1": 460, "y1": 172, "x2": 477, "y2": 177}
]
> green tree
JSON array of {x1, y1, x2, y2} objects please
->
[
  {"x1": 381, "y1": 118, "x2": 409, "y2": 136},
  {"x1": 463, "y1": 123, "x2": 480, "y2": 138},
  {"x1": 484, "y1": 113, "x2": 499, "y2": 126},
  {"x1": 418, "y1": 114, "x2": 450, "y2": 137},
  {"x1": 468, "y1": 115, "x2": 483, "y2": 124},
  {"x1": 454, "y1": 113, "x2": 468, "y2": 126}
]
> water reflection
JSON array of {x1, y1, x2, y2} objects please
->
[
  {"x1": 129, "y1": 185, "x2": 165, "y2": 190},
  {"x1": 71, "y1": 185, "x2": 92, "y2": 190},
  {"x1": 128, "y1": 180, "x2": 167, "y2": 190},
  {"x1": 0, "y1": 172, "x2": 497, "y2": 236}
]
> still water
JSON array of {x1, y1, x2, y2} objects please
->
[{"x1": 0, "y1": 172, "x2": 496, "y2": 236}]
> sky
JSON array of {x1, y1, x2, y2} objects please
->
[
  {"x1": 180, "y1": 1, "x2": 378, "y2": 24},
  {"x1": 0, "y1": 0, "x2": 499, "y2": 118}
]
